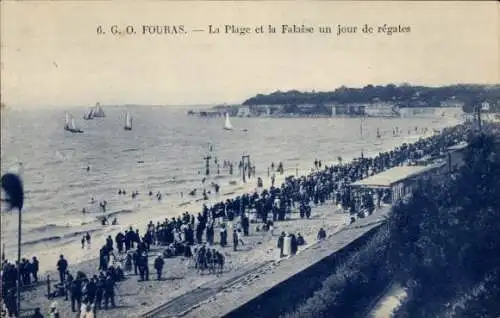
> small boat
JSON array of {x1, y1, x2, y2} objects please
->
[
  {"x1": 92, "y1": 103, "x2": 105, "y2": 118},
  {"x1": 223, "y1": 113, "x2": 233, "y2": 131},
  {"x1": 83, "y1": 107, "x2": 95, "y2": 120},
  {"x1": 64, "y1": 113, "x2": 84, "y2": 133},
  {"x1": 124, "y1": 112, "x2": 132, "y2": 131}
]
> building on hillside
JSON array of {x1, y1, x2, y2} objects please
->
[
  {"x1": 399, "y1": 107, "x2": 438, "y2": 118},
  {"x1": 331, "y1": 103, "x2": 368, "y2": 116},
  {"x1": 364, "y1": 102, "x2": 400, "y2": 117},
  {"x1": 326, "y1": 103, "x2": 339, "y2": 116},
  {"x1": 296, "y1": 104, "x2": 316, "y2": 113},
  {"x1": 237, "y1": 106, "x2": 251, "y2": 117},
  {"x1": 481, "y1": 102, "x2": 491, "y2": 112},
  {"x1": 440, "y1": 99, "x2": 465, "y2": 108},
  {"x1": 329, "y1": 102, "x2": 400, "y2": 117}
]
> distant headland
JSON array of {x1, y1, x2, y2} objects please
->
[{"x1": 187, "y1": 84, "x2": 500, "y2": 118}]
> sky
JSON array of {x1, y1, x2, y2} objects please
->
[{"x1": 1, "y1": 1, "x2": 498, "y2": 109}]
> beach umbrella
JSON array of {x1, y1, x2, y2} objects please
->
[{"x1": 1, "y1": 172, "x2": 24, "y2": 316}]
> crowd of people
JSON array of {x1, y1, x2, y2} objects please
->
[
  {"x1": 1, "y1": 123, "x2": 470, "y2": 317},
  {"x1": 1, "y1": 257, "x2": 40, "y2": 317}
]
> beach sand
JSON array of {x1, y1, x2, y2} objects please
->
[{"x1": 18, "y1": 199, "x2": 348, "y2": 317}]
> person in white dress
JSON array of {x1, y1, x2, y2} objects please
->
[{"x1": 80, "y1": 301, "x2": 95, "y2": 318}]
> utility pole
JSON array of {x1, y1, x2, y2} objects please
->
[
  {"x1": 242, "y1": 155, "x2": 249, "y2": 183},
  {"x1": 360, "y1": 117, "x2": 363, "y2": 139},
  {"x1": 203, "y1": 155, "x2": 211, "y2": 176},
  {"x1": 247, "y1": 155, "x2": 251, "y2": 179},
  {"x1": 17, "y1": 207, "x2": 21, "y2": 317}
]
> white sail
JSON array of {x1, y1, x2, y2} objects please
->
[
  {"x1": 65, "y1": 113, "x2": 70, "y2": 127},
  {"x1": 125, "y1": 112, "x2": 132, "y2": 129},
  {"x1": 93, "y1": 102, "x2": 105, "y2": 117},
  {"x1": 71, "y1": 118, "x2": 76, "y2": 130},
  {"x1": 224, "y1": 113, "x2": 233, "y2": 130}
]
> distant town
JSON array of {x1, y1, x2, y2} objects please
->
[{"x1": 187, "y1": 84, "x2": 500, "y2": 118}]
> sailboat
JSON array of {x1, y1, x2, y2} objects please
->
[
  {"x1": 124, "y1": 112, "x2": 132, "y2": 131},
  {"x1": 83, "y1": 107, "x2": 95, "y2": 120},
  {"x1": 64, "y1": 113, "x2": 70, "y2": 129},
  {"x1": 92, "y1": 103, "x2": 105, "y2": 118},
  {"x1": 223, "y1": 113, "x2": 233, "y2": 131},
  {"x1": 64, "y1": 113, "x2": 84, "y2": 133}
]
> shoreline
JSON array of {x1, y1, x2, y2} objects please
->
[
  {"x1": 3, "y1": 125, "x2": 442, "y2": 276},
  {"x1": 4, "y1": 120, "x2": 461, "y2": 318}
]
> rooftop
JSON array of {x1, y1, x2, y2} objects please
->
[
  {"x1": 447, "y1": 142, "x2": 468, "y2": 151},
  {"x1": 351, "y1": 163, "x2": 445, "y2": 188}
]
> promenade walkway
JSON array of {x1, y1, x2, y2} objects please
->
[{"x1": 143, "y1": 205, "x2": 391, "y2": 318}]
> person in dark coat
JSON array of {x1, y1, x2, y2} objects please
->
[
  {"x1": 290, "y1": 234, "x2": 298, "y2": 255},
  {"x1": 64, "y1": 271, "x2": 74, "y2": 301},
  {"x1": 4, "y1": 288, "x2": 17, "y2": 317},
  {"x1": 139, "y1": 251, "x2": 149, "y2": 281},
  {"x1": 124, "y1": 230, "x2": 131, "y2": 251},
  {"x1": 56, "y1": 255, "x2": 68, "y2": 283},
  {"x1": 317, "y1": 228, "x2": 326, "y2": 240},
  {"x1": 85, "y1": 232, "x2": 91, "y2": 248},
  {"x1": 277, "y1": 232, "x2": 285, "y2": 257},
  {"x1": 241, "y1": 215, "x2": 250, "y2": 236},
  {"x1": 69, "y1": 277, "x2": 82, "y2": 312},
  {"x1": 31, "y1": 256, "x2": 39, "y2": 283},
  {"x1": 85, "y1": 277, "x2": 97, "y2": 304},
  {"x1": 132, "y1": 250, "x2": 140, "y2": 275},
  {"x1": 94, "y1": 276, "x2": 104, "y2": 310},
  {"x1": 232, "y1": 230, "x2": 239, "y2": 251},
  {"x1": 98, "y1": 247, "x2": 108, "y2": 271},
  {"x1": 206, "y1": 225, "x2": 214, "y2": 245},
  {"x1": 215, "y1": 250, "x2": 225, "y2": 274},
  {"x1": 154, "y1": 254, "x2": 165, "y2": 280},
  {"x1": 220, "y1": 226, "x2": 227, "y2": 247},
  {"x1": 103, "y1": 275, "x2": 116, "y2": 309},
  {"x1": 305, "y1": 204, "x2": 311, "y2": 219},
  {"x1": 115, "y1": 232, "x2": 125, "y2": 253},
  {"x1": 296, "y1": 233, "x2": 306, "y2": 246}
]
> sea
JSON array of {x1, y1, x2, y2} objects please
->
[{"x1": 0, "y1": 106, "x2": 462, "y2": 272}]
